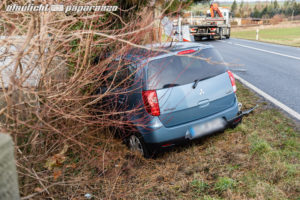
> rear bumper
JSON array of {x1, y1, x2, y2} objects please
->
[
  {"x1": 142, "y1": 101, "x2": 257, "y2": 147},
  {"x1": 141, "y1": 101, "x2": 240, "y2": 144},
  {"x1": 143, "y1": 105, "x2": 257, "y2": 149},
  {"x1": 192, "y1": 33, "x2": 217, "y2": 36}
]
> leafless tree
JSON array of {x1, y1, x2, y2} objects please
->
[{"x1": 0, "y1": 0, "x2": 198, "y2": 198}]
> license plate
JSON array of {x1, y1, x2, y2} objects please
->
[{"x1": 186, "y1": 118, "x2": 226, "y2": 140}]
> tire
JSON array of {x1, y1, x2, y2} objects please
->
[
  {"x1": 226, "y1": 28, "x2": 231, "y2": 39},
  {"x1": 219, "y1": 28, "x2": 223, "y2": 40},
  {"x1": 126, "y1": 133, "x2": 153, "y2": 158},
  {"x1": 194, "y1": 36, "x2": 202, "y2": 42}
]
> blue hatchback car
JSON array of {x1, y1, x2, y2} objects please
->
[{"x1": 98, "y1": 42, "x2": 246, "y2": 157}]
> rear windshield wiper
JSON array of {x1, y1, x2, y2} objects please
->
[{"x1": 193, "y1": 75, "x2": 215, "y2": 89}]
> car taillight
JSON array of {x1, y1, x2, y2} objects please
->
[
  {"x1": 227, "y1": 70, "x2": 237, "y2": 93},
  {"x1": 177, "y1": 49, "x2": 196, "y2": 55},
  {"x1": 142, "y1": 90, "x2": 160, "y2": 116}
]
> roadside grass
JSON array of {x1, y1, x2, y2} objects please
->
[
  {"x1": 38, "y1": 82, "x2": 300, "y2": 199},
  {"x1": 231, "y1": 26, "x2": 300, "y2": 47},
  {"x1": 214, "y1": 177, "x2": 237, "y2": 193},
  {"x1": 82, "y1": 81, "x2": 299, "y2": 199}
]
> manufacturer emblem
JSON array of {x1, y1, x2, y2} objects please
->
[{"x1": 199, "y1": 89, "x2": 205, "y2": 95}]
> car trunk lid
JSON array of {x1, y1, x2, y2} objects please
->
[
  {"x1": 156, "y1": 73, "x2": 235, "y2": 127},
  {"x1": 146, "y1": 47, "x2": 236, "y2": 127}
]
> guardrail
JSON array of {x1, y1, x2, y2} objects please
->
[{"x1": 0, "y1": 133, "x2": 20, "y2": 200}]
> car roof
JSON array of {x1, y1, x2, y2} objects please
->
[{"x1": 125, "y1": 42, "x2": 213, "y2": 62}]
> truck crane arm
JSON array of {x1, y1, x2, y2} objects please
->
[{"x1": 210, "y1": 3, "x2": 223, "y2": 18}]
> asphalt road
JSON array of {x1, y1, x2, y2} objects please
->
[{"x1": 202, "y1": 38, "x2": 300, "y2": 116}]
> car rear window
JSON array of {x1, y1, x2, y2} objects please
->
[{"x1": 147, "y1": 48, "x2": 227, "y2": 90}]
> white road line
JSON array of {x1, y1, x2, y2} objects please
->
[
  {"x1": 234, "y1": 73, "x2": 300, "y2": 121},
  {"x1": 234, "y1": 43, "x2": 300, "y2": 61}
]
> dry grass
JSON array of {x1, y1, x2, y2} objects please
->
[
  {"x1": 0, "y1": 1, "x2": 299, "y2": 199},
  {"x1": 35, "y1": 81, "x2": 298, "y2": 200},
  {"x1": 0, "y1": 1, "x2": 196, "y2": 199}
]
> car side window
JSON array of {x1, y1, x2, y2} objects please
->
[
  {"x1": 125, "y1": 63, "x2": 136, "y2": 85},
  {"x1": 106, "y1": 60, "x2": 135, "y2": 88}
]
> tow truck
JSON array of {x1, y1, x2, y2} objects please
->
[{"x1": 174, "y1": 3, "x2": 231, "y2": 41}]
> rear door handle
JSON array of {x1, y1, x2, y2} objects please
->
[{"x1": 198, "y1": 99, "x2": 210, "y2": 108}]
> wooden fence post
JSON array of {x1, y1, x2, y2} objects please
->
[{"x1": 0, "y1": 133, "x2": 20, "y2": 200}]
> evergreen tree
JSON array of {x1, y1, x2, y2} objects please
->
[
  {"x1": 261, "y1": 6, "x2": 268, "y2": 18},
  {"x1": 251, "y1": 6, "x2": 261, "y2": 18},
  {"x1": 239, "y1": 0, "x2": 244, "y2": 17},
  {"x1": 274, "y1": 0, "x2": 279, "y2": 9},
  {"x1": 240, "y1": 0, "x2": 244, "y2": 10},
  {"x1": 231, "y1": 0, "x2": 237, "y2": 15},
  {"x1": 267, "y1": 4, "x2": 275, "y2": 17}
]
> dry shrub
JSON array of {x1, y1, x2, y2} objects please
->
[
  {"x1": 270, "y1": 14, "x2": 284, "y2": 25},
  {"x1": 0, "y1": 0, "x2": 190, "y2": 199}
]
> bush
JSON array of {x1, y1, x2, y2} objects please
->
[
  {"x1": 0, "y1": 0, "x2": 185, "y2": 199},
  {"x1": 270, "y1": 14, "x2": 284, "y2": 25}
]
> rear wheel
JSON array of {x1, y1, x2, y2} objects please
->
[
  {"x1": 226, "y1": 28, "x2": 231, "y2": 39},
  {"x1": 127, "y1": 133, "x2": 152, "y2": 158},
  {"x1": 194, "y1": 36, "x2": 202, "y2": 41},
  {"x1": 219, "y1": 28, "x2": 223, "y2": 40}
]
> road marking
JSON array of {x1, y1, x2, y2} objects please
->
[
  {"x1": 234, "y1": 43, "x2": 300, "y2": 61},
  {"x1": 234, "y1": 73, "x2": 300, "y2": 121}
]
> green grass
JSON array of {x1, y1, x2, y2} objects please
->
[
  {"x1": 214, "y1": 177, "x2": 237, "y2": 192},
  {"x1": 29, "y1": 82, "x2": 300, "y2": 199},
  {"x1": 201, "y1": 196, "x2": 224, "y2": 200},
  {"x1": 231, "y1": 26, "x2": 300, "y2": 47},
  {"x1": 191, "y1": 179, "x2": 209, "y2": 194},
  {"x1": 92, "y1": 82, "x2": 300, "y2": 199},
  {"x1": 249, "y1": 132, "x2": 273, "y2": 154}
]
